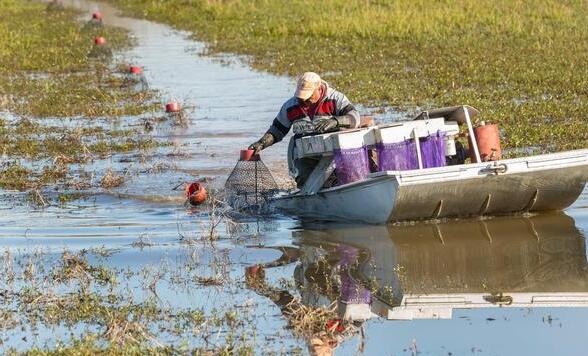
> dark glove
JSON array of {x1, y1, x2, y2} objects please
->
[
  {"x1": 334, "y1": 115, "x2": 353, "y2": 128},
  {"x1": 248, "y1": 132, "x2": 275, "y2": 155},
  {"x1": 249, "y1": 141, "x2": 264, "y2": 155},
  {"x1": 313, "y1": 118, "x2": 339, "y2": 134},
  {"x1": 292, "y1": 120, "x2": 315, "y2": 135}
]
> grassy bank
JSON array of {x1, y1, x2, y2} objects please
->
[
  {"x1": 0, "y1": 1, "x2": 160, "y2": 192},
  {"x1": 107, "y1": 0, "x2": 587, "y2": 151}
]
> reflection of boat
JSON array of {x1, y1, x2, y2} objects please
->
[
  {"x1": 272, "y1": 106, "x2": 588, "y2": 224},
  {"x1": 294, "y1": 213, "x2": 588, "y2": 320}
]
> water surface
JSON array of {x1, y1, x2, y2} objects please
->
[{"x1": 0, "y1": 1, "x2": 587, "y2": 354}]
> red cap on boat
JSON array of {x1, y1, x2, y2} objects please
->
[
  {"x1": 92, "y1": 11, "x2": 102, "y2": 20},
  {"x1": 185, "y1": 182, "x2": 207, "y2": 205},
  {"x1": 129, "y1": 66, "x2": 142, "y2": 74},
  {"x1": 165, "y1": 102, "x2": 180, "y2": 113},
  {"x1": 94, "y1": 37, "x2": 106, "y2": 46},
  {"x1": 240, "y1": 149, "x2": 260, "y2": 162}
]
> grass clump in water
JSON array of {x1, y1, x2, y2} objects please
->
[
  {"x1": 0, "y1": 247, "x2": 260, "y2": 354},
  {"x1": 108, "y1": 0, "x2": 588, "y2": 151},
  {"x1": 0, "y1": 1, "x2": 157, "y2": 118},
  {"x1": 0, "y1": 164, "x2": 31, "y2": 191},
  {"x1": 0, "y1": 1, "x2": 165, "y2": 193}
]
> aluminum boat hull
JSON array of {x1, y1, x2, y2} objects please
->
[{"x1": 271, "y1": 149, "x2": 588, "y2": 224}]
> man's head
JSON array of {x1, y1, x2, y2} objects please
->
[{"x1": 295, "y1": 72, "x2": 322, "y2": 105}]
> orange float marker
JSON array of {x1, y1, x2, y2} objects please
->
[
  {"x1": 185, "y1": 182, "x2": 208, "y2": 205},
  {"x1": 470, "y1": 122, "x2": 502, "y2": 162}
]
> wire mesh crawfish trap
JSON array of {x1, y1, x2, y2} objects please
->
[{"x1": 224, "y1": 150, "x2": 279, "y2": 212}]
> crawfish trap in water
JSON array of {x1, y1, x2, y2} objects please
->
[{"x1": 224, "y1": 150, "x2": 278, "y2": 212}]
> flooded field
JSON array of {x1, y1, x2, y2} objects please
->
[{"x1": 0, "y1": 0, "x2": 587, "y2": 354}]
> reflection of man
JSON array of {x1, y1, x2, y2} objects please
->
[
  {"x1": 244, "y1": 245, "x2": 363, "y2": 355},
  {"x1": 248, "y1": 72, "x2": 361, "y2": 186}
]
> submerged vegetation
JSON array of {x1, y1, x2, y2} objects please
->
[
  {"x1": 0, "y1": 1, "x2": 161, "y2": 193},
  {"x1": 0, "y1": 233, "x2": 357, "y2": 354},
  {"x1": 108, "y1": 0, "x2": 588, "y2": 150},
  {"x1": 0, "y1": 247, "x2": 259, "y2": 354}
]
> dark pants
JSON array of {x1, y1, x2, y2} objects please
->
[{"x1": 294, "y1": 157, "x2": 320, "y2": 188}]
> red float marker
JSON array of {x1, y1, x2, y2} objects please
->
[
  {"x1": 325, "y1": 319, "x2": 345, "y2": 333},
  {"x1": 239, "y1": 149, "x2": 260, "y2": 162},
  {"x1": 185, "y1": 182, "x2": 208, "y2": 206},
  {"x1": 165, "y1": 102, "x2": 180, "y2": 113},
  {"x1": 92, "y1": 11, "x2": 102, "y2": 20},
  {"x1": 129, "y1": 66, "x2": 143, "y2": 74},
  {"x1": 94, "y1": 37, "x2": 106, "y2": 46}
]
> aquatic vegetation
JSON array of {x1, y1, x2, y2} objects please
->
[
  {"x1": 0, "y1": 244, "x2": 274, "y2": 354},
  {"x1": 54, "y1": 251, "x2": 117, "y2": 286},
  {"x1": 0, "y1": 1, "x2": 164, "y2": 193},
  {"x1": 108, "y1": 0, "x2": 588, "y2": 150},
  {"x1": 0, "y1": 164, "x2": 31, "y2": 191},
  {"x1": 100, "y1": 168, "x2": 125, "y2": 188},
  {"x1": 4, "y1": 73, "x2": 160, "y2": 118},
  {"x1": 0, "y1": 121, "x2": 157, "y2": 191}
]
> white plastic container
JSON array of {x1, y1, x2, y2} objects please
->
[
  {"x1": 444, "y1": 136, "x2": 457, "y2": 156},
  {"x1": 374, "y1": 118, "x2": 458, "y2": 144},
  {"x1": 296, "y1": 127, "x2": 376, "y2": 157},
  {"x1": 331, "y1": 127, "x2": 376, "y2": 150}
]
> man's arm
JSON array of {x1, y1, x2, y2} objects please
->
[
  {"x1": 314, "y1": 89, "x2": 360, "y2": 133},
  {"x1": 333, "y1": 90, "x2": 360, "y2": 129},
  {"x1": 248, "y1": 102, "x2": 292, "y2": 154}
]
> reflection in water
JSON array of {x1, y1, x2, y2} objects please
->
[
  {"x1": 292, "y1": 213, "x2": 588, "y2": 321},
  {"x1": 244, "y1": 246, "x2": 362, "y2": 355}
]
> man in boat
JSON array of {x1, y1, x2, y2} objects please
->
[{"x1": 248, "y1": 72, "x2": 360, "y2": 187}]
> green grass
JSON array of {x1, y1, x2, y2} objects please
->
[
  {"x1": 0, "y1": 2, "x2": 123, "y2": 73},
  {"x1": 107, "y1": 0, "x2": 588, "y2": 150},
  {"x1": 0, "y1": 1, "x2": 159, "y2": 118},
  {"x1": 0, "y1": 1, "x2": 162, "y2": 192}
]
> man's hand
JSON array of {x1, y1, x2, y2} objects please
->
[
  {"x1": 313, "y1": 117, "x2": 339, "y2": 134},
  {"x1": 248, "y1": 141, "x2": 264, "y2": 155},
  {"x1": 248, "y1": 132, "x2": 275, "y2": 155}
]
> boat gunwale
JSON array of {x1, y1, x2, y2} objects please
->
[{"x1": 274, "y1": 148, "x2": 588, "y2": 200}]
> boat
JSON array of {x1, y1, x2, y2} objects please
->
[{"x1": 270, "y1": 105, "x2": 588, "y2": 224}]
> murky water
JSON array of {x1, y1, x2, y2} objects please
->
[
  {"x1": 0, "y1": 0, "x2": 587, "y2": 354},
  {"x1": 66, "y1": 0, "x2": 293, "y2": 182}
]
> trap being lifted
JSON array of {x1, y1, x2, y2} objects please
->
[
  {"x1": 269, "y1": 105, "x2": 588, "y2": 224},
  {"x1": 225, "y1": 150, "x2": 279, "y2": 212}
]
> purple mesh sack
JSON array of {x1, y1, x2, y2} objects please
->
[
  {"x1": 338, "y1": 245, "x2": 372, "y2": 304},
  {"x1": 334, "y1": 147, "x2": 370, "y2": 185},
  {"x1": 377, "y1": 132, "x2": 447, "y2": 171},
  {"x1": 376, "y1": 139, "x2": 418, "y2": 171},
  {"x1": 420, "y1": 131, "x2": 446, "y2": 168}
]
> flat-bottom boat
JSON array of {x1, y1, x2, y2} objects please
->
[
  {"x1": 272, "y1": 149, "x2": 588, "y2": 224},
  {"x1": 270, "y1": 106, "x2": 588, "y2": 224}
]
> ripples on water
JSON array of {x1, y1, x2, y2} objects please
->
[{"x1": 0, "y1": 0, "x2": 587, "y2": 353}]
